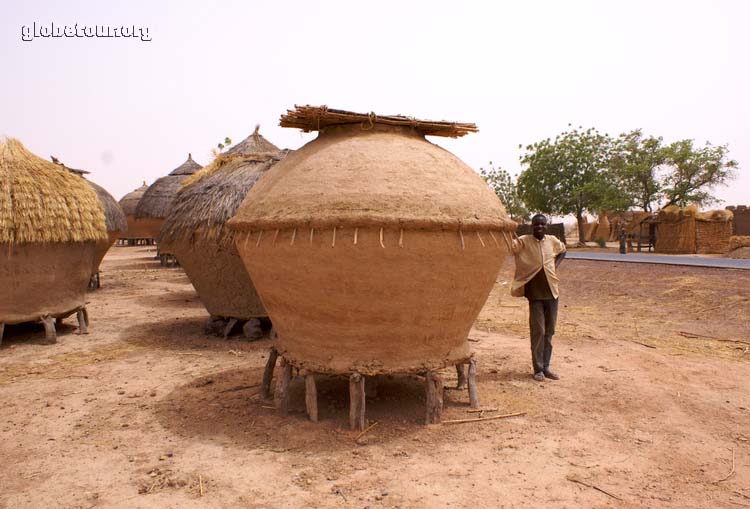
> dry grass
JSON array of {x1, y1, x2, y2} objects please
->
[{"x1": 0, "y1": 138, "x2": 107, "y2": 244}]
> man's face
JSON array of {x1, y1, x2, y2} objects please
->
[{"x1": 532, "y1": 217, "x2": 547, "y2": 240}]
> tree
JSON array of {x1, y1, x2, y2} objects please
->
[
  {"x1": 610, "y1": 129, "x2": 666, "y2": 212},
  {"x1": 517, "y1": 127, "x2": 624, "y2": 245},
  {"x1": 660, "y1": 140, "x2": 738, "y2": 208},
  {"x1": 479, "y1": 163, "x2": 528, "y2": 221}
]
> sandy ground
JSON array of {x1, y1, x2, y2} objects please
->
[{"x1": 1, "y1": 246, "x2": 749, "y2": 508}]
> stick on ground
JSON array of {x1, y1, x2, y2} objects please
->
[
  {"x1": 566, "y1": 475, "x2": 622, "y2": 500},
  {"x1": 443, "y1": 411, "x2": 526, "y2": 424}
]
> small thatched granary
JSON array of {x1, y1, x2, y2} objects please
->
[
  {"x1": 159, "y1": 128, "x2": 284, "y2": 337},
  {"x1": 654, "y1": 206, "x2": 733, "y2": 254},
  {"x1": 0, "y1": 139, "x2": 107, "y2": 344},
  {"x1": 119, "y1": 182, "x2": 153, "y2": 244},
  {"x1": 135, "y1": 154, "x2": 202, "y2": 255},
  {"x1": 592, "y1": 214, "x2": 610, "y2": 242},
  {"x1": 727, "y1": 236, "x2": 750, "y2": 259},
  {"x1": 53, "y1": 159, "x2": 128, "y2": 288},
  {"x1": 227, "y1": 106, "x2": 517, "y2": 427}
]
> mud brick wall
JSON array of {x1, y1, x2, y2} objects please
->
[{"x1": 727, "y1": 206, "x2": 750, "y2": 236}]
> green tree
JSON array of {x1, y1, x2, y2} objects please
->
[
  {"x1": 479, "y1": 163, "x2": 528, "y2": 221},
  {"x1": 610, "y1": 129, "x2": 666, "y2": 212},
  {"x1": 518, "y1": 127, "x2": 624, "y2": 245},
  {"x1": 661, "y1": 140, "x2": 738, "y2": 208}
]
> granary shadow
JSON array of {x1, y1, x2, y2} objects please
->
[
  {"x1": 154, "y1": 367, "x2": 447, "y2": 453},
  {"x1": 0, "y1": 320, "x2": 82, "y2": 348},
  {"x1": 118, "y1": 315, "x2": 272, "y2": 353},
  {"x1": 135, "y1": 289, "x2": 204, "y2": 309}
]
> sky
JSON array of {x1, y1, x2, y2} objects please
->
[{"x1": 2, "y1": 0, "x2": 748, "y2": 210}]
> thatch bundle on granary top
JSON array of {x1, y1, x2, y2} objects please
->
[
  {"x1": 159, "y1": 127, "x2": 285, "y2": 339},
  {"x1": 54, "y1": 159, "x2": 127, "y2": 289},
  {"x1": 654, "y1": 206, "x2": 733, "y2": 254},
  {"x1": 0, "y1": 138, "x2": 107, "y2": 345},
  {"x1": 227, "y1": 105, "x2": 517, "y2": 428},
  {"x1": 135, "y1": 154, "x2": 202, "y2": 259},
  {"x1": 119, "y1": 182, "x2": 152, "y2": 245}
]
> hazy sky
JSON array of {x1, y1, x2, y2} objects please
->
[{"x1": 2, "y1": 0, "x2": 748, "y2": 209}]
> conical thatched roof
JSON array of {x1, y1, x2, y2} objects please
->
[
  {"x1": 160, "y1": 131, "x2": 284, "y2": 247},
  {"x1": 135, "y1": 154, "x2": 202, "y2": 219},
  {"x1": 88, "y1": 181, "x2": 127, "y2": 233},
  {"x1": 53, "y1": 158, "x2": 128, "y2": 234},
  {"x1": 0, "y1": 138, "x2": 107, "y2": 245},
  {"x1": 119, "y1": 182, "x2": 149, "y2": 216}
]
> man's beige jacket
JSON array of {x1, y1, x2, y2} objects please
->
[{"x1": 510, "y1": 234, "x2": 567, "y2": 298}]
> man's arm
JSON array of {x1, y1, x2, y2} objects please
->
[{"x1": 554, "y1": 250, "x2": 566, "y2": 268}]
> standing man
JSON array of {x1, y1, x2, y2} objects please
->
[{"x1": 511, "y1": 214, "x2": 566, "y2": 382}]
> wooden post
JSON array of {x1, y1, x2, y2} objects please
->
[
  {"x1": 223, "y1": 318, "x2": 238, "y2": 338},
  {"x1": 0, "y1": 322, "x2": 4, "y2": 346},
  {"x1": 456, "y1": 364, "x2": 467, "y2": 390},
  {"x1": 468, "y1": 357, "x2": 479, "y2": 409},
  {"x1": 274, "y1": 358, "x2": 292, "y2": 415},
  {"x1": 305, "y1": 373, "x2": 318, "y2": 422},
  {"x1": 76, "y1": 309, "x2": 87, "y2": 334},
  {"x1": 349, "y1": 373, "x2": 366, "y2": 431},
  {"x1": 41, "y1": 315, "x2": 56, "y2": 344},
  {"x1": 261, "y1": 348, "x2": 278, "y2": 399},
  {"x1": 82, "y1": 307, "x2": 89, "y2": 327},
  {"x1": 425, "y1": 372, "x2": 444, "y2": 424}
]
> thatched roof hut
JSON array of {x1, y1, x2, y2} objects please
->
[
  {"x1": 54, "y1": 159, "x2": 127, "y2": 287},
  {"x1": 228, "y1": 105, "x2": 515, "y2": 376},
  {"x1": 654, "y1": 205, "x2": 697, "y2": 254},
  {"x1": 0, "y1": 138, "x2": 107, "y2": 343},
  {"x1": 159, "y1": 128, "x2": 284, "y2": 328},
  {"x1": 695, "y1": 209, "x2": 733, "y2": 254},
  {"x1": 119, "y1": 182, "x2": 152, "y2": 242},
  {"x1": 135, "y1": 154, "x2": 202, "y2": 245}
]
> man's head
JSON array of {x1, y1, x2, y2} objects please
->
[{"x1": 531, "y1": 214, "x2": 548, "y2": 240}]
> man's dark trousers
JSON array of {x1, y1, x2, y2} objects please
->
[{"x1": 528, "y1": 298, "x2": 558, "y2": 374}]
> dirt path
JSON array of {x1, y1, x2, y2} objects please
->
[{"x1": 1, "y1": 247, "x2": 749, "y2": 508}]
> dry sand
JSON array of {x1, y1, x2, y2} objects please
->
[{"x1": 1, "y1": 246, "x2": 749, "y2": 508}]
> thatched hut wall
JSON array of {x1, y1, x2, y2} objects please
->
[
  {"x1": 593, "y1": 215, "x2": 610, "y2": 242},
  {"x1": 654, "y1": 206, "x2": 696, "y2": 254},
  {"x1": 86, "y1": 180, "x2": 127, "y2": 274},
  {"x1": 228, "y1": 109, "x2": 515, "y2": 375},
  {"x1": 160, "y1": 130, "x2": 282, "y2": 320},
  {"x1": 0, "y1": 139, "x2": 107, "y2": 325}
]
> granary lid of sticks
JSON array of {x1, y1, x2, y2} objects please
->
[
  {"x1": 119, "y1": 182, "x2": 149, "y2": 216},
  {"x1": 227, "y1": 105, "x2": 516, "y2": 233},
  {"x1": 53, "y1": 158, "x2": 127, "y2": 234},
  {"x1": 135, "y1": 154, "x2": 203, "y2": 220},
  {"x1": 160, "y1": 127, "x2": 285, "y2": 246},
  {"x1": 0, "y1": 138, "x2": 107, "y2": 245}
]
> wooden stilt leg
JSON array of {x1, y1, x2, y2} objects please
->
[
  {"x1": 305, "y1": 373, "x2": 318, "y2": 422},
  {"x1": 425, "y1": 372, "x2": 444, "y2": 424},
  {"x1": 261, "y1": 348, "x2": 278, "y2": 399},
  {"x1": 349, "y1": 373, "x2": 366, "y2": 431},
  {"x1": 82, "y1": 307, "x2": 89, "y2": 327},
  {"x1": 274, "y1": 358, "x2": 292, "y2": 415},
  {"x1": 456, "y1": 364, "x2": 467, "y2": 390},
  {"x1": 41, "y1": 315, "x2": 56, "y2": 344},
  {"x1": 223, "y1": 318, "x2": 238, "y2": 338},
  {"x1": 77, "y1": 309, "x2": 88, "y2": 335},
  {"x1": 468, "y1": 357, "x2": 479, "y2": 409},
  {"x1": 0, "y1": 322, "x2": 4, "y2": 346},
  {"x1": 365, "y1": 375, "x2": 378, "y2": 398}
]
